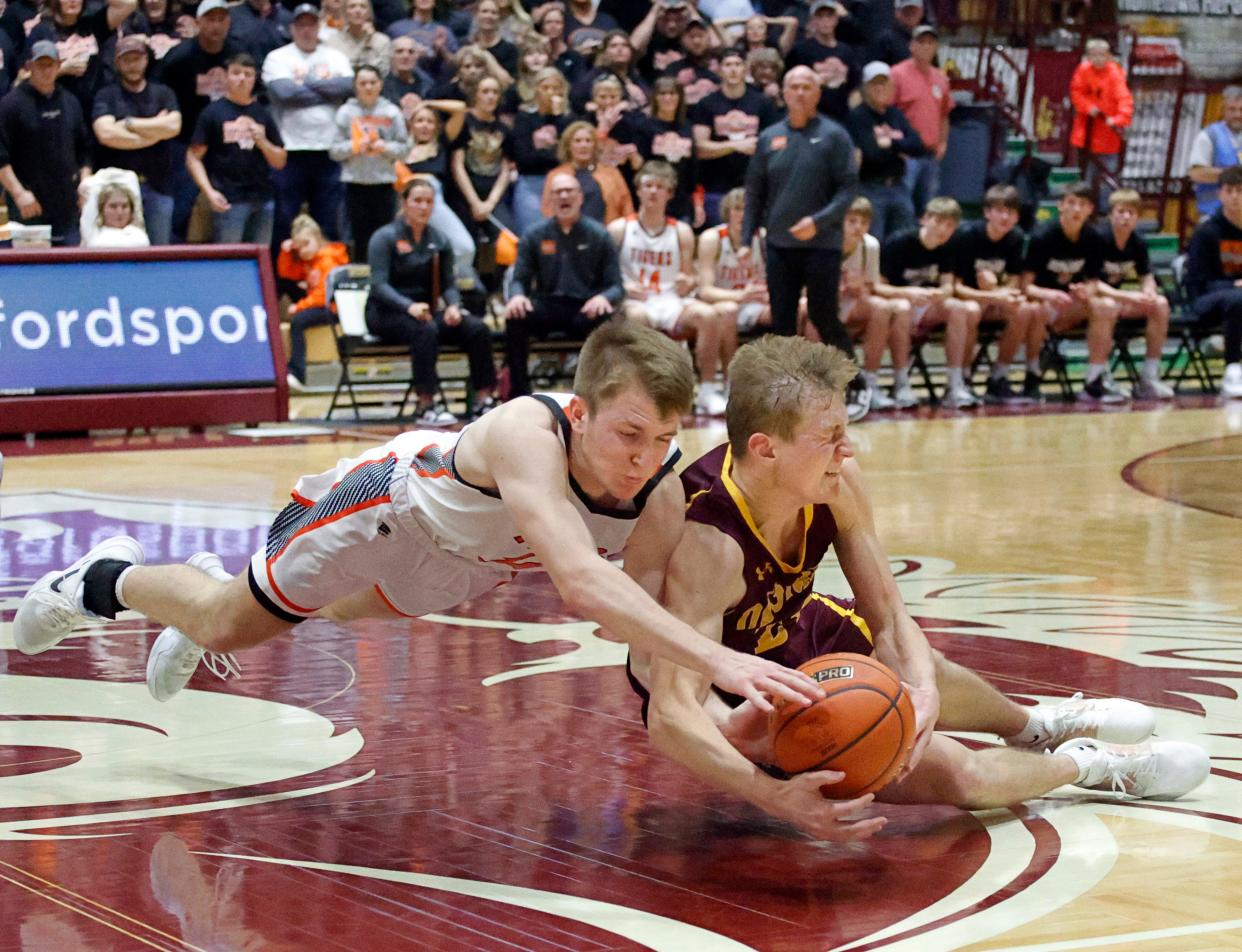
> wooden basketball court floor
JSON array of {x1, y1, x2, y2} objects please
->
[{"x1": 1, "y1": 399, "x2": 1240, "y2": 951}]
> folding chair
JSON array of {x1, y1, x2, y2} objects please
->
[
  {"x1": 324, "y1": 265, "x2": 418, "y2": 421},
  {"x1": 1162, "y1": 254, "x2": 1217, "y2": 394}
]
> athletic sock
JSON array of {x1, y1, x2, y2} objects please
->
[
  {"x1": 894, "y1": 368, "x2": 910, "y2": 388},
  {"x1": 1058, "y1": 741, "x2": 1097, "y2": 784},
  {"x1": 863, "y1": 370, "x2": 879, "y2": 388},
  {"x1": 1142, "y1": 358, "x2": 1160, "y2": 380},
  {"x1": 81, "y1": 559, "x2": 132, "y2": 619},
  {"x1": 1027, "y1": 358, "x2": 1041, "y2": 374},
  {"x1": 1009, "y1": 707, "x2": 1050, "y2": 748},
  {"x1": 947, "y1": 367, "x2": 964, "y2": 389},
  {"x1": 1086, "y1": 363, "x2": 1106, "y2": 383},
  {"x1": 991, "y1": 362, "x2": 1010, "y2": 381}
]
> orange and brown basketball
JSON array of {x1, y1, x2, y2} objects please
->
[{"x1": 770, "y1": 652, "x2": 916, "y2": 799}]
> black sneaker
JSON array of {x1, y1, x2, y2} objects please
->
[
  {"x1": 1078, "y1": 373, "x2": 1129, "y2": 405},
  {"x1": 1023, "y1": 371, "x2": 1045, "y2": 403},
  {"x1": 985, "y1": 375, "x2": 1015, "y2": 405}
]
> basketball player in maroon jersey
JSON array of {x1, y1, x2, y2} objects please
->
[{"x1": 627, "y1": 336, "x2": 1210, "y2": 841}]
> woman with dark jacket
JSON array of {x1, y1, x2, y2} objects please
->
[{"x1": 367, "y1": 178, "x2": 498, "y2": 423}]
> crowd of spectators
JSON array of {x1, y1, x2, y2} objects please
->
[{"x1": 1, "y1": 0, "x2": 1240, "y2": 415}]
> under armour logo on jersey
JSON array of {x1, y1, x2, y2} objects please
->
[
  {"x1": 755, "y1": 562, "x2": 773, "y2": 581},
  {"x1": 377, "y1": 522, "x2": 391, "y2": 537}
]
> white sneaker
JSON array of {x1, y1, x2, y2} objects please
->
[
  {"x1": 846, "y1": 382, "x2": 871, "y2": 423},
  {"x1": 1223, "y1": 362, "x2": 1242, "y2": 399},
  {"x1": 13, "y1": 535, "x2": 145, "y2": 655},
  {"x1": 694, "y1": 381, "x2": 727, "y2": 416},
  {"x1": 1057, "y1": 737, "x2": 1211, "y2": 800},
  {"x1": 1006, "y1": 692, "x2": 1156, "y2": 751},
  {"x1": 1133, "y1": 375, "x2": 1174, "y2": 400},
  {"x1": 891, "y1": 382, "x2": 920, "y2": 408},
  {"x1": 286, "y1": 372, "x2": 306, "y2": 393},
  {"x1": 146, "y1": 553, "x2": 241, "y2": 703},
  {"x1": 412, "y1": 402, "x2": 457, "y2": 426},
  {"x1": 868, "y1": 381, "x2": 896, "y2": 411},
  {"x1": 942, "y1": 383, "x2": 980, "y2": 409}
]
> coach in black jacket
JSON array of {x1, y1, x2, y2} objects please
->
[
  {"x1": 742, "y1": 65, "x2": 858, "y2": 351},
  {"x1": 504, "y1": 171, "x2": 624, "y2": 397},
  {"x1": 0, "y1": 42, "x2": 91, "y2": 245}
]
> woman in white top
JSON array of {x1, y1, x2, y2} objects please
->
[{"x1": 80, "y1": 170, "x2": 151, "y2": 248}]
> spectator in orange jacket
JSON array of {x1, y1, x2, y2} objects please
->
[
  {"x1": 1069, "y1": 39, "x2": 1133, "y2": 193},
  {"x1": 540, "y1": 120, "x2": 635, "y2": 225},
  {"x1": 278, "y1": 213, "x2": 351, "y2": 390}
]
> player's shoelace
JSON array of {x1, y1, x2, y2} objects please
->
[
  {"x1": 1048, "y1": 692, "x2": 1110, "y2": 738},
  {"x1": 202, "y1": 651, "x2": 242, "y2": 681},
  {"x1": 1095, "y1": 742, "x2": 1157, "y2": 796},
  {"x1": 29, "y1": 589, "x2": 80, "y2": 634}
]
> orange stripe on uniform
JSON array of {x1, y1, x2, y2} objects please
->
[
  {"x1": 328, "y1": 451, "x2": 398, "y2": 492},
  {"x1": 290, "y1": 489, "x2": 316, "y2": 507},
  {"x1": 266, "y1": 558, "x2": 318, "y2": 615},
  {"x1": 268, "y1": 496, "x2": 392, "y2": 566},
  {"x1": 374, "y1": 584, "x2": 421, "y2": 618},
  {"x1": 410, "y1": 443, "x2": 451, "y2": 479}
]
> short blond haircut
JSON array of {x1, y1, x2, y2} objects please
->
[
  {"x1": 636, "y1": 159, "x2": 677, "y2": 192},
  {"x1": 1108, "y1": 188, "x2": 1142, "y2": 210},
  {"x1": 290, "y1": 213, "x2": 324, "y2": 240},
  {"x1": 574, "y1": 320, "x2": 695, "y2": 418},
  {"x1": 846, "y1": 195, "x2": 874, "y2": 222},
  {"x1": 923, "y1": 196, "x2": 962, "y2": 222},
  {"x1": 719, "y1": 186, "x2": 746, "y2": 219},
  {"x1": 726, "y1": 336, "x2": 857, "y2": 456}
]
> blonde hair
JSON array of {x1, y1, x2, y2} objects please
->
[
  {"x1": 719, "y1": 186, "x2": 746, "y2": 219},
  {"x1": 96, "y1": 184, "x2": 136, "y2": 228},
  {"x1": 528, "y1": 65, "x2": 568, "y2": 114},
  {"x1": 636, "y1": 159, "x2": 677, "y2": 192},
  {"x1": 1108, "y1": 188, "x2": 1142, "y2": 210},
  {"x1": 847, "y1": 195, "x2": 874, "y2": 222},
  {"x1": 923, "y1": 196, "x2": 962, "y2": 222},
  {"x1": 726, "y1": 336, "x2": 857, "y2": 456},
  {"x1": 557, "y1": 119, "x2": 598, "y2": 163},
  {"x1": 290, "y1": 213, "x2": 324, "y2": 240},
  {"x1": 574, "y1": 320, "x2": 695, "y2": 418}
]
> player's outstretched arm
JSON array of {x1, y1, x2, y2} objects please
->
[
  {"x1": 832, "y1": 459, "x2": 940, "y2": 771},
  {"x1": 482, "y1": 411, "x2": 824, "y2": 710},
  {"x1": 646, "y1": 523, "x2": 885, "y2": 842}
]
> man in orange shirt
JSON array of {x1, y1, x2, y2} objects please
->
[
  {"x1": 1069, "y1": 39, "x2": 1133, "y2": 195},
  {"x1": 890, "y1": 24, "x2": 952, "y2": 217}
]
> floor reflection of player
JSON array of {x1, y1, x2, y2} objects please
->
[
  {"x1": 628, "y1": 336, "x2": 1210, "y2": 842},
  {"x1": 15, "y1": 322, "x2": 823, "y2": 715}
]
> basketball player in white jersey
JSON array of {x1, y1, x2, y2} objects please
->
[
  {"x1": 608, "y1": 160, "x2": 737, "y2": 417},
  {"x1": 14, "y1": 322, "x2": 825, "y2": 712},
  {"x1": 696, "y1": 187, "x2": 771, "y2": 335}
]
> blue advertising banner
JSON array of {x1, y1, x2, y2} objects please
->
[{"x1": 0, "y1": 257, "x2": 277, "y2": 395}]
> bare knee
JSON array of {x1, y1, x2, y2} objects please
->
[
  {"x1": 201, "y1": 576, "x2": 293, "y2": 652},
  {"x1": 935, "y1": 753, "x2": 998, "y2": 810}
]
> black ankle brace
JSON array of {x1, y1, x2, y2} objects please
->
[{"x1": 82, "y1": 559, "x2": 130, "y2": 619}]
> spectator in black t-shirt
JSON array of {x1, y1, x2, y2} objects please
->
[
  {"x1": 745, "y1": 46, "x2": 785, "y2": 111},
  {"x1": 845, "y1": 60, "x2": 922, "y2": 241},
  {"x1": 692, "y1": 47, "x2": 776, "y2": 226},
  {"x1": 186, "y1": 52, "x2": 287, "y2": 244},
  {"x1": 563, "y1": 0, "x2": 618, "y2": 58},
  {"x1": 383, "y1": 35, "x2": 433, "y2": 125},
  {"x1": 637, "y1": 76, "x2": 700, "y2": 226},
  {"x1": 470, "y1": 0, "x2": 518, "y2": 79},
  {"x1": 509, "y1": 65, "x2": 572, "y2": 235},
  {"x1": 92, "y1": 35, "x2": 182, "y2": 245},
  {"x1": 449, "y1": 73, "x2": 514, "y2": 295},
  {"x1": 124, "y1": 0, "x2": 192, "y2": 62},
  {"x1": 228, "y1": 0, "x2": 291, "y2": 64},
  {"x1": 631, "y1": 0, "x2": 697, "y2": 80},
  {"x1": 880, "y1": 197, "x2": 981, "y2": 408},
  {"x1": 1022, "y1": 182, "x2": 1125, "y2": 403},
  {"x1": 951, "y1": 184, "x2": 1045, "y2": 404},
  {"x1": 1094, "y1": 189, "x2": 1175, "y2": 399},
  {"x1": 1185, "y1": 165, "x2": 1242, "y2": 398},
  {"x1": 868, "y1": 0, "x2": 923, "y2": 65},
  {"x1": 569, "y1": 29, "x2": 649, "y2": 114},
  {"x1": 0, "y1": 41, "x2": 91, "y2": 244},
  {"x1": 27, "y1": 0, "x2": 136, "y2": 113},
  {"x1": 156, "y1": 0, "x2": 240, "y2": 239},
  {"x1": 786, "y1": 0, "x2": 860, "y2": 122},
  {"x1": 533, "y1": 3, "x2": 586, "y2": 85},
  {"x1": 659, "y1": 17, "x2": 721, "y2": 107}
]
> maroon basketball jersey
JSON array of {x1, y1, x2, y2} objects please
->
[{"x1": 680, "y1": 443, "x2": 840, "y2": 666}]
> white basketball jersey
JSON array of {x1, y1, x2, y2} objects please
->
[
  {"x1": 712, "y1": 224, "x2": 764, "y2": 291},
  {"x1": 620, "y1": 216, "x2": 681, "y2": 297},
  {"x1": 369, "y1": 394, "x2": 680, "y2": 576}
]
